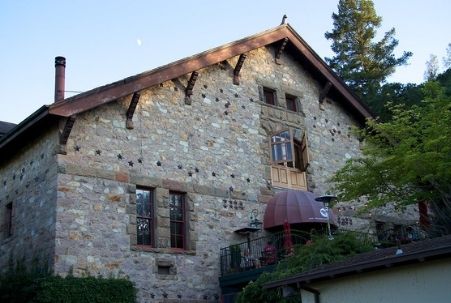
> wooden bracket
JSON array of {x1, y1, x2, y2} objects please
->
[
  {"x1": 319, "y1": 82, "x2": 332, "y2": 103},
  {"x1": 233, "y1": 54, "x2": 247, "y2": 85},
  {"x1": 58, "y1": 115, "x2": 76, "y2": 154},
  {"x1": 184, "y1": 71, "x2": 199, "y2": 105},
  {"x1": 275, "y1": 37, "x2": 289, "y2": 64},
  {"x1": 126, "y1": 92, "x2": 140, "y2": 129}
]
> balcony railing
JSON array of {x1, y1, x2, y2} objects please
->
[
  {"x1": 220, "y1": 230, "x2": 310, "y2": 277},
  {"x1": 219, "y1": 226, "x2": 429, "y2": 277}
]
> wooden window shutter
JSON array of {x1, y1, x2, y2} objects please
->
[
  {"x1": 296, "y1": 97, "x2": 302, "y2": 113},
  {"x1": 258, "y1": 85, "x2": 264, "y2": 101},
  {"x1": 300, "y1": 133, "x2": 310, "y2": 171}
]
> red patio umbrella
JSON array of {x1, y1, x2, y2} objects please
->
[{"x1": 263, "y1": 190, "x2": 337, "y2": 230}]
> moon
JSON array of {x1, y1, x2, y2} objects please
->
[{"x1": 137, "y1": 39, "x2": 142, "y2": 46}]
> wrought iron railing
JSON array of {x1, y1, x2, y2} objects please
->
[
  {"x1": 219, "y1": 230, "x2": 310, "y2": 276},
  {"x1": 219, "y1": 226, "x2": 430, "y2": 277}
]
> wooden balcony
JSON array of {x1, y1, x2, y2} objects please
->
[{"x1": 271, "y1": 165, "x2": 307, "y2": 190}]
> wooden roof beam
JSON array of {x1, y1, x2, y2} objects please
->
[
  {"x1": 126, "y1": 92, "x2": 140, "y2": 129},
  {"x1": 184, "y1": 71, "x2": 199, "y2": 105},
  {"x1": 233, "y1": 54, "x2": 247, "y2": 85},
  {"x1": 275, "y1": 37, "x2": 289, "y2": 64},
  {"x1": 58, "y1": 115, "x2": 76, "y2": 154},
  {"x1": 319, "y1": 82, "x2": 332, "y2": 103}
]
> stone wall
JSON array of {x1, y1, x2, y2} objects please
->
[
  {"x1": 0, "y1": 127, "x2": 58, "y2": 273},
  {"x1": 54, "y1": 45, "x2": 371, "y2": 302}
]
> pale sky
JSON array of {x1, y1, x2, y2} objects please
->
[{"x1": 1, "y1": 0, "x2": 450, "y2": 123}]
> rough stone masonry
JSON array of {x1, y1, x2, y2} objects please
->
[{"x1": 0, "y1": 43, "x2": 418, "y2": 302}]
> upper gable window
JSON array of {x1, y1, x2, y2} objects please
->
[
  {"x1": 263, "y1": 87, "x2": 277, "y2": 106},
  {"x1": 136, "y1": 188, "x2": 154, "y2": 246},
  {"x1": 285, "y1": 94, "x2": 298, "y2": 112}
]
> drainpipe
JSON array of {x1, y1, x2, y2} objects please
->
[{"x1": 54, "y1": 56, "x2": 66, "y2": 102}]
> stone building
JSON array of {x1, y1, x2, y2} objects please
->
[{"x1": 0, "y1": 24, "x2": 418, "y2": 302}]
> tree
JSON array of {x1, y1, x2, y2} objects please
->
[
  {"x1": 325, "y1": 0, "x2": 412, "y2": 101},
  {"x1": 443, "y1": 43, "x2": 451, "y2": 69},
  {"x1": 331, "y1": 82, "x2": 451, "y2": 234},
  {"x1": 365, "y1": 82, "x2": 422, "y2": 121},
  {"x1": 424, "y1": 54, "x2": 439, "y2": 80}
]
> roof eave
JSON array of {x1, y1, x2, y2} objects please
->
[
  {"x1": 264, "y1": 245, "x2": 451, "y2": 289},
  {"x1": 0, "y1": 105, "x2": 50, "y2": 150},
  {"x1": 49, "y1": 24, "x2": 372, "y2": 121},
  {"x1": 49, "y1": 25, "x2": 290, "y2": 117}
]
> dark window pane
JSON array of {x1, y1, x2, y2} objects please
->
[
  {"x1": 170, "y1": 192, "x2": 185, "y2": 249},
  {"x1": 170, "y1": 222, "x2": 183, "y2": 235},
  {"x1": 136, "y1": 188, "x2": 153, "y2": 246},
  {"x1": 171, "y1": 235, "x2": 184, "y2": 249},
  {"x1": 137, "y1": 217, "x2": 151, "y2": 245},
  {"x1": 175, "y1": 236, "x2": 184, "y2": 249},
  {"x1": 170, "y1": 194, "x2": 184, "y2": 221},
  {"x1": 286, "y1": 95, "x2": 297, "y2": 112},
  {"x1": 136, "y1": 189, "x2": 152, "y2": 217},
  {"x1": 263, "y1": 87, "x2": 276, "y2": 105}
]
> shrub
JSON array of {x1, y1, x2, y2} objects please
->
[{"x1": 0, "y1": 273, "x2": 136, "y2": 303}]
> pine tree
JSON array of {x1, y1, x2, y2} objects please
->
[{"x1": 325, "y1": 0, "x2": 412, "y2": 101}]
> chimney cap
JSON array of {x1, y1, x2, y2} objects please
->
[{"x1": 55, "y1": 56, "x2": 66, "y2": 67}]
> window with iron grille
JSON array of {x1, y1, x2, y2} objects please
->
[
  {"x1": 170, "y1": 192, "x2": 186, "y2": 249},
  {"x1": 136, "y1": 188, "x2": 154, "y2": 246}
]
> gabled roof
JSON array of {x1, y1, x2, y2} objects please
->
[
  {"x1": 49, "y1": 24, "x2": 371, "y2": 119},
  {"x1": 0, "y1": 24, "x2": 372, "y2": 158},
  {"x1": 264, "y1": 234, "x2": 451, "y2": 289}
]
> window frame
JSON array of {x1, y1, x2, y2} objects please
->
[
  {"x1": 270, "y1": 129, "x2": 309, "y2": 171},
  {"x1": 285, "y1": 94, "x2": 298, "y2": 112},
  {"x1": 263, "y1": 87, "x2": 277, "y2": 106},
  {"x1": 136, "y1": 187, "x2": 155, "y2": 247},
  {"x1": 169, "y1": 191, "x2": 186, "y2": 250},
  {"x1": 270, "y1": 129, "x2": 294, "y2": 164}
]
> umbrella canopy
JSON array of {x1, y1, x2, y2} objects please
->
[{"x1": 263, "y1": 190, "x2": 337, "y2": 230}]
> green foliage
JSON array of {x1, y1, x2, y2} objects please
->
[
  {"x1": 436, "y1": 68, "x2": 451, "y2": 96},
  {"x1": 0, "y1": 273, "x2": 136, "y2": 303},
  {"x1": 325, "y1": 0, "x2": 411, "y2": 100},
  {"x1": 237, "y1": 232, "x2": 373, "y2": 303},
  {"x1": 331, "y1": 82, "x2": 451, "y2": 232},
  {"x1": 366, "y1": 68, "x2": 451, "y2": 121},
  {"x1": 366, "y1": 82, "x2": 423, "y2": 121}
]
